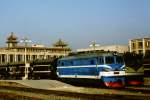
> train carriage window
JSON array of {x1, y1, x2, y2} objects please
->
[{"x1": 105, "y1": 56, "x2": 114, "y2": 64}]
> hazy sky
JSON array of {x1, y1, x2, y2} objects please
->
[{"x1": 0, "y1": 0, "x2": 150, "y2": 50}]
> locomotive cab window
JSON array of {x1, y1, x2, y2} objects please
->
[
  {"x1": 105, "y1": 56, "x2": 114, "y2": 64},
  {"x1": 116, "y1": 56, "x2": 124, "y2": 64}
]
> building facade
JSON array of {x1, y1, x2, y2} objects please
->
[
  {"x1": 129, "y1": 37, "x2": 150, "y2": 55},
  {"x1": 77, "y1": 44, "x2": 129, "y2": 53},
  {"x1": 0, "y1": 32, "x2": 71, "y2": 64}
]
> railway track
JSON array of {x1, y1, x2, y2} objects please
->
[
  {"x1": 0, "y1": 86, "x2": 149, "y2": 100},
  {"x1": 68, "y1": 82, "x2": 150, "y2": 94},
  {"x1": 0, "y1": 92, "x2": 41, "y2": 100},
  {"x1": 124, "y1": 86, "x2": 150, "y2": 94}
]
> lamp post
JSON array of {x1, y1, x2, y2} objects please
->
[
  {"x1": 20, "y1": 37, "x2": 32, "y2": 80},
  {"x1": 90, "y1": 41, "x2": 99, "y2": 51}
]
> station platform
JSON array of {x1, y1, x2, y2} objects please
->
[
  {"x1": 0, "y1": 80, "x2": 79, "y2": 91},
  {"x1": 0, "y1": 80, "x2": 150, "y2": 97}
]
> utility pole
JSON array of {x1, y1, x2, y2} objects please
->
[
  {"x1": 90, "y1": 41, "x2": 99, "y2": 51},
  {"x1": 20, "y1": 37, "x2": 32, "y2": 80}
]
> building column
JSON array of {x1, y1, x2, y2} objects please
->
[
  {"x1": 30, "y1": 54, "x2": 32, "y2": 61},
  {"x1": 129, "y1": 40, "x2": 132, "y2": 52},
  {"x1": 143, "y1": 38, "x2": 145, "y2": 56},
  {"x1": 22, "y1": 54, "x2": 25, "y2": 62},
  {"x1": 12, "y1": 54, "x2": 15, "y2": 62},
  {"x1": 37, "y1": 54, "x2": 40, "y2": 59},
  {"x1": 44, "y1": 52, "x2": 46, "y2": 59},
  {"x1": 6, "y1": 54, "x2": 9, "y2": 62},
  {"x1": 21, "y1": 54, "x2": 24, "y2": 62},
  {"x1": 0, "y1": 54, "x2": 2, "y2": 63},
  {"x1": 135, "y1": 40, "x2": 138, "y2": 54},
  {"x1": 15, "y1": 54, "x2": 17, "y2": 62},
  {"x1": 29, "y1": 54, "x2": 32, "y2": 61}
]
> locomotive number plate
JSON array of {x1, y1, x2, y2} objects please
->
[{"x1": 114, "y1": 72, "x2": 119, "y2": 74}]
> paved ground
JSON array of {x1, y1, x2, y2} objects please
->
[
  {"x1": 0, "y1": 80, "x2": 77, "y2": 89},
  {"x1": 0, "y1": 79, "x2": 150, "y2": 95},
  {"x1": 0, "y1": 79, "x2": 150, "y2": 100}
]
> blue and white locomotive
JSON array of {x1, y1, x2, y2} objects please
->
[{"x1": 57, "y1": 51, "x2": 125, "y2": 88}]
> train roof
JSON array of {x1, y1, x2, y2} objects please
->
[{"x1": 59, "y1": 51, "x2": 123, "y2": 60}]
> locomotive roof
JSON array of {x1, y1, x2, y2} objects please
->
[{"x1": 59, "y1": 51, "x2": 122, "y2": 60}]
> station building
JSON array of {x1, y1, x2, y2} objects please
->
[
  {"x1": 77, "y1": 44, "x2": 129, "y2": 53},
  {"x1": 129, "y1": 37, "x2": 150, "y2": 77},
  {"x1": 0, "y1": 32, "x2": 71, "y2": 64},
  {"x1": 129, "y1": 37, "x2": 150, "y2": 55}
]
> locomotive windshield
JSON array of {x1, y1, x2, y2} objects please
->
[
  {"x1": 105, "y1": 56, "x2": 124, "y2": 64},
  {"x1": 116, "y1": 56, "x2": 124, "y2": 64}
]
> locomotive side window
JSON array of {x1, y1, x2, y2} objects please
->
[
  {"x1": 70, "y1": 61, "x2": 74, "y2": 66},
  {"x1": 81, "y1": 58, "x2": 89, "y2": 65},
  {"x1": 105, "y1": 56, "x2": 114, "y2": 64},
  {"x1": 66, "y1": 60, "x2": 74, "y2": 66},
  {"x1": 73, "y1": 58, "x2": 87, "y2": 66},
  {"x1": 89, "y1": 57, "x2": 97, "y2": 65},
  {"x1": 58, "y1": 60, "x2": 64, "y2": 66},
  {"x1": 99, "y1": 57, "x2": 104, "y2": 64},
  {"x1": 61, "y1": 61, "x2": 64, "y2": 66},
  {"x1": 73, "y1": 58, "x2": 96, "y2": 65},
  {"x1": 90, "y1": 60, "x2": 94, "y2": 65}
]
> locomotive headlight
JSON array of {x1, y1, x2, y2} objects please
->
[
  {"x1": 121, "y1": 65, "x2": 125, "y2": 71},
  {"x1": 122, "y1": 67, "x2": 125, "y2": 71}
]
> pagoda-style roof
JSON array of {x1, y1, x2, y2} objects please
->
[
  {"x1": 6, "y1": 32, "x2": 18, "y2": 43},
  {"x1": 53, "y1": 39, "x2": 68, "y2": 47}
]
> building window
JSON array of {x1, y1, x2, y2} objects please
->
[
  {"x1": 17, "y1": 55, "x2": 22, "y2": 62},
  {"x1": 26, "y1": 55, "x2": 30, "y2": 61},
  {"x1": 9, "y1": 54, "x2": 14, "y2": 62},
  {"x1": 138, "y1": 50, "x2": 143, "y2": 54},
  {"x1": 39, "y1": 55, "x2": 44, "y2": 59},
  {"x1": 132, "y1": 43, "x2": 135, "y2": 49},
  {"x1": 32, "y1": 55, "x2": 37, "y2": 60},
  {"x1": 138, "y1": 42, "x2": 143, "y2": 48},
  {"x1": 146, "y1": 41, "x2": 150, "y2": 47},
  {"x1": 2, "y1": 54, "x2": 5, "y2": 62},
  {"x1": 146, "y1": 50, "x2": 150, "y2": 54}
]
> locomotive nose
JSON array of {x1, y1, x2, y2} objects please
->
[{"x1": 103, "y1": 77, "x2": 125, "y2": 88}]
